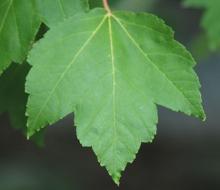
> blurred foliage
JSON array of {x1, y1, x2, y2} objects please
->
[
  {"x1": 190, "y1": 33, "x2": 210, "y2": 61},
  {"x1": 113, "y1": 0, "x2": 155, "y2": 12},
  {"x1": 89, "y1": 0, "x2": 155, "y2": 11},
  {"x1": 89, "y1": 0, "x2": 119, "y2": 8},
  {"x1": 184, "y1": 0, "x2": 220, "y2": 51},
  {"x1": 0, "y1": 63, "x2": 44, "y2": 146},
  {"x1": 0, "y1": 164, "x2": 78, "y2": 190},
  {"x1": 0, "y1": 64, "x2": 29, "y2": 131}
]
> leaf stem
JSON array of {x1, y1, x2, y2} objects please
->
[{"x1": 103, "y1": 0, "x2": 112, "y2": 14}]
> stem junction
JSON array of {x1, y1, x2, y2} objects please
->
[{"x1": 103, "y1": 0, "x2": 112, "y2": 15}]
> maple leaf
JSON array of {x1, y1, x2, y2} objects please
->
[{"x1": 26, "y1": 9, "x2": 205, "y2": 184}]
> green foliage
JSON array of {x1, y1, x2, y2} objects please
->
[
  {"x1": 184, "y1": 0, "x2": 208, "y2": 7},
  {"x1": 190, "y1": 33, "x2": 210, "y2": 61},
  {"x1": 36, "y1": 0, "x2": 89, "y2": 27},
  {"x1": 0, "y1": 63, "x2": 44, "y2": 146},
  {"x1": 0, "y1": 0, "x2": 208, "y2": 185},
  {"x1": 0, "y1": 0, "x2": 40, "y2": 75},
  {"x1": 0, "y1": 0, "x2": 90, "y2": 76},
  {"x1": 0, "y1": 63, "x2": 29, "y2": 130},
  {"x1": 0, "y1": 0, "x2": 89, "y2": 143},
  {"x1": 184, "y1": 0, "x2": 220, "y2": 50},
  {"x1": 89, "y1": 0, "x2": 122, "y2": 9},
  {"x1": 26, "y1": 8, "x2": 205, "y2": 184}
]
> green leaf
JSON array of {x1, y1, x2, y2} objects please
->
[
  {"x1": 184, "y1": 0, "x2": 220, "y2": 50},
  {"x1": 26, "y1": 8, "x2": 205, "y2": 184},
  {"x1": 0, "y1": 63, "x2": 44, "y2": 147},
  {"x1": 36, "y1": 0, "x2": 89, "y2": 27},
  {"x1": 0, "y1": 0, "x2": 41, "y2": 75}
]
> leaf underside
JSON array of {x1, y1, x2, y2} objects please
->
[
  {"x1": 26, "y1": 8, "x2": 205, "y2": 184},
  {"x1": 184, "y1": 0, "x2": 220, "y2": 50},
  {"x1": 0, "y1": 0, "x2": 40, "y2": 74}
]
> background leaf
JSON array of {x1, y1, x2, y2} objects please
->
[
  {"x1": 36, "y1": 0, "x2": 89, "y2": 27},
  {"x1": 184, "y1": 0, "x2": 220, "y2": 50},
  {"x1": 0, "y1": 0, "x2": 40, "y2": 75},
  {"x1": 0, "y1": 63, "x2": 44, "y2": 146}
]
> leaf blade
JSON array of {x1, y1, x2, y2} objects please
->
[
  {"x1": 26, "y1": 8, "x2": 205, "y2": 183},
  {"x1": 112, "y1": 12, "x2": 205, "y2": 119}
]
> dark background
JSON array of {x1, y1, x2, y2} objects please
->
[{"x1": 0, "y1": 0, "x2": 220, "y2": 189}]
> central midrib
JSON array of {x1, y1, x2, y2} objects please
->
[{"x1": 108, "y1": 15, "x2": 117, "y2": 173}]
